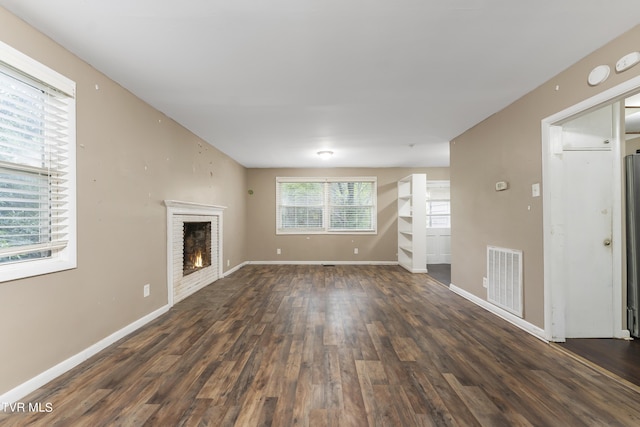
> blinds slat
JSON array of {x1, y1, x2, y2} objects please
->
[
  {"x1": 0, "y1": 102, "x2": 69, "y2": 136},
  {"x1": 0, "y1": 96, "x2": 69, "y2": 134},
  {"x1": 0, "y1": 141, "x2": 69, "y2": 166},
  {"x1": 0, "y1": 240, "x2": 67, "y2": 258},
  {"x1": 0, "y1": 197, "x2": 48, "y2": 205}
]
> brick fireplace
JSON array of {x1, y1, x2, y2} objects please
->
[{"x1": 164, "y1": 200, "x2": 225, "y2": 305}]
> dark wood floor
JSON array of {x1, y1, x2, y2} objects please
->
[
  {"x1": 558, "y1": 338, "x2": 640, "y2": 388},
  {"x1": 426, "y1": 264, "x2": 451, "y2": 286},
  {"x1": 3, "y1": 264, "x2": 640, "y2": 426}
]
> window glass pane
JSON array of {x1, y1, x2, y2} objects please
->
[
  {"x1": 330, "y1": 182, "x2": 373, "y2": 205},
  {"x1": 280, "y1": 182, "x2": 323, "y2": 206},
  {"x1": 329, "y1": 181, "x2": 374, "y2": 231},
  {"x1": 0, "y1": 67, "x2": 63, "y2": 265},
  {"x1": 0, "y1": 168, "x2": 50, "y2": 244},
  {"x1": 279, "y1": 182, "x2": 324, "y2": 230},
  {"x1": 428, "y1": 215, "x2": 451, "y2": 228},
  {"x1": 426, "y1": 181, "x2": 450, "y2": 229},
  {"x1": 277, "y1": 178, "x2": 376, "y2": 234},
  {"x1": 0, "y1": 70, "x2": 47, "y2": 169},
  {"x1": 281, "y1": 206, "x2": 323, "y2": 229},
  {"x1": 330, "y1": 206, "x2": 372, "y2": 230},
  {"x1": 427, "y1": 201, "x2": 450, "y2": 215}
]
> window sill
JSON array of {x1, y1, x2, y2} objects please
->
[
  {"x1": 0, "y1": 251, "x2": 76, "y2": 283},
  {"x1": 276, "y1": 230, "x2": 378, "y2": 236}
]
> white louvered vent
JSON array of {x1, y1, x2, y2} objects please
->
[{"x1": 487, "y1": 246, "x2": 523, "y2": 317}]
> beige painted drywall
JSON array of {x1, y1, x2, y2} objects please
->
[
  {"x1": 246, "y1": 167, "x2": 449, "y2": 262},
  {"x1": 0, "y1": 8, "x2": 247, "y2": 395},
  {"x1": 627, "y1": 137, "x2": 640, "y2": 155},
  {"x1": 451, "y1": 24, "x2": 640, "y2": 329}
]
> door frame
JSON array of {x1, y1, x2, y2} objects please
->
[
  {"x1": 426, "y1": 180, "x2": 451, "y2": 264},
  {"x1": 542, "y1": 75, "x2": 640, "y2": 342}
]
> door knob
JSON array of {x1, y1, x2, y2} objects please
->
[{"x1": 604, "y1": 238, "x2": 612, "y2": 246}]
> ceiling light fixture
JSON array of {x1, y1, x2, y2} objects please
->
[{"x1": 317, "y1": 150, "x2": 334, "y2": 159}]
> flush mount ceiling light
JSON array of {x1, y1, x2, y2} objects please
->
[{"x1": 317, "y1": 150, "x2": 334, "y2": 159}]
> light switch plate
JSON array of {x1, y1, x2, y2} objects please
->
[{"x1": 532, "y1": 183, "x2": 540, "y2": 197}]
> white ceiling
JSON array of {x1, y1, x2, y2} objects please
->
[{"x1": 1, "y1": 1, "x2": 640, "y2": 168}]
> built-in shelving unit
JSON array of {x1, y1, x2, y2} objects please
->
[{"x1": 397, "y1": 174, "x2": 427, "y2": 273}]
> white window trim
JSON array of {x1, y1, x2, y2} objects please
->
[
  {"x1": 0, "y1": 41, "x2": 77, "y2": 283},
  {"x1": 276, "y1": 176, "x2": 377, "y2": 235},
  {"x1": 426, "y1": 180, "x2": 451, "y2": 229}
]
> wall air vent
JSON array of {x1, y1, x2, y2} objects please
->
[{"x1": 487, "y1": 246, "x2": 523, "y2": 317}]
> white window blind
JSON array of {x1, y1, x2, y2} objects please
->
[
  {"x1": 0, "y1": 43, "x2": 75, "y2": 272},
  {"x1": 329, "y1": 181, "x2": 374, "y2": 231},
  {"x1": 276, "y1": 177, "x2": 377, "y2": 234},
  {"x1": 278, "y1": 181, "x2": 324, "y2": 232}
]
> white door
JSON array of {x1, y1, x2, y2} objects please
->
[
  {"x1": 426, "y1": 181, "x2": 451, "y2": 264},
  {"x1": 426, "y1": 228, "x2": 451, "y2": 264},
  {"x1": 562, "y1": 105, "x2": 615, "y2": 338}
]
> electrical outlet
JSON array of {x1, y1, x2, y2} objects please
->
[
  {"x1": 227, "y1": 259, "x2": 230, "y2": 267},
  {"x1": 277, "y1": 248, "x2": 281, "y2": 255},
  {"x1": 143, "y1": 284, "x2": 150, "y2": 297},
  {"x1": 354, "y1": 248, "x2": 359, "y2": 254},
  {"x1": 482, "y1": 277, "x2": 487, "y2": 288}
]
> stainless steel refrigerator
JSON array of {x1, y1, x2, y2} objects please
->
[{"x1": 626, "y1": 154, "x2": 640, "y2": 338}]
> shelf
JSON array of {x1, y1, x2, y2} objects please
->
[{"x1": 397, "y1": 174, "x2": 427, "y2": 273}]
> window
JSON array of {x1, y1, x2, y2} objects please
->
[
  {"x1": 276, "y1": 177, "x2": 377, "y2": 234},
  {"x1": 426, "y1": 181, "x2": 450, "y2": 228},
  {"x1": 0, "y1": 41, "x2": 76, "y2": 282}
]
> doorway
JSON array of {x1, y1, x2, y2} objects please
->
[
  {"x1": 426, "y1": 180, "x2": 451, "y2": 264},
  {"x1": 426, "y1": 180, "x2": 451, "y2": 285},
  {"x1": 542, "y1": 77, "x2": 640, "y2": 342}
]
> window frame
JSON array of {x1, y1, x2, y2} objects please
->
[
  {"x1": 426, "y1": 180, "x2": 451, "y2": 229},
  {"x1": 276, "y1": 177, "x2": 377, "y2": 235},
  {"x1": 0, "y1": 40, "x2": 76, "y2": 283}
]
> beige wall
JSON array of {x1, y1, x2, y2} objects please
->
[
  {"x1": 0, "y1": 8, "x2": 247, "y2": 395},
  {"x1": 247, "y1": 167, "x2": 449, "y2": 262},
  {"x1": 451, "y1": 25, "x2": 640, "y2": 328}
]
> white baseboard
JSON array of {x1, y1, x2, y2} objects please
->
[
  {"x1": 0, "y1": 304, "x2": 170, "y2": 404},
  {"x1": 223, "y1": 261, "x2": 249, "y2": 277},
  {"x1": 616, "y1": 329, "x2": 631, "y2": 339},
  {"x1": 248, "y1": 260, "x2": 399, "y2": 266},
  {"x1": 449, "y1": 283, "x2": 547, "y2": 342}
]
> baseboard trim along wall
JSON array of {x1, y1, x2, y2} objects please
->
[
  {"x1": 0, "y1": 304, "x2": 171, "y2": 404},
  {"x1": 449, "y1": 283, "x2": 547, "y2": 342},
  {"x1": 223, "y1": 261, "x2": 250, "y2": 277},
  {"x1": 249, "y1": 261, "x2": 399, "y2": 266}
]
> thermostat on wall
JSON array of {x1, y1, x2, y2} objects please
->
[{"x1": 495, "y1": 181, "x2": 508, "y2": 191}]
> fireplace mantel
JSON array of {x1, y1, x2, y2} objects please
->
[
  {"x1": 164, "y1": 200, "x2": 225, "y2": 305},
  {"x1": 163, "y1": 200, "x2": 226, "y2": 215}
]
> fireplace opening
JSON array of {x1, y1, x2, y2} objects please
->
[{"x1": 183, "y1": 221, "x2": 212, "y2": 276}]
